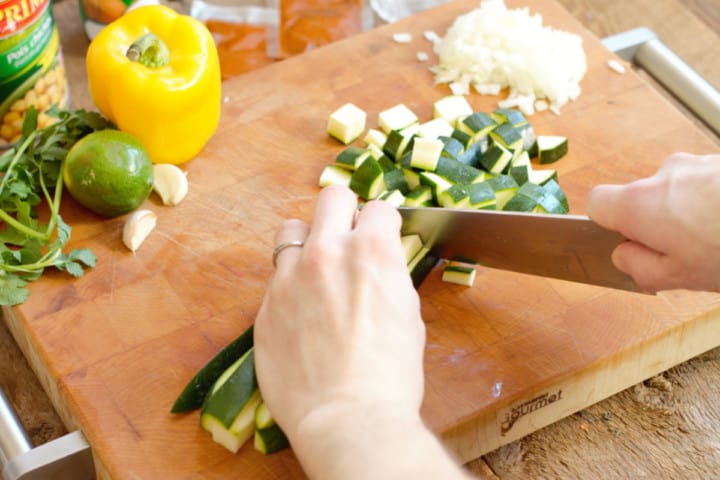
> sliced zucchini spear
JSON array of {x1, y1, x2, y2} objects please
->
[
  {"x1": 254, "y1": 401, "x2": 290, "y2": 455},
  {"x1": 171, "y1": 324, "x2": 254, "y2": 413},
  {"x1": 201, "y1": 348, "x2": 261, "y2": 453}
]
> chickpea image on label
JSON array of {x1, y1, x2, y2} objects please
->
[{"x1": 0, "y1": 64, "x2": 68, "y2": 145}]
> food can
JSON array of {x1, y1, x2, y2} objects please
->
[{"x1": 0, "y1": 0, "x2": 69, "y2": 146}]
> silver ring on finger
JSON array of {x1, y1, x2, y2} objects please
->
[{"x1": 272, "y1": 240, "x2": 305, "y2": 268}]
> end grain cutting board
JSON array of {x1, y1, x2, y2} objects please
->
[{"x1": 4, "y1": 0, "x2": 720, "y2": 478}]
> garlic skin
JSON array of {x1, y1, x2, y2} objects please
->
[
  {"x1": 152, "y1": 164, "x2": 188, "y2": 206},
  {"x1": 123, "y1": 209, "x2": 157, "y2": 252}
]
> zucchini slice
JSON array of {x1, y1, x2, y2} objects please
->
[
  {"x1": 489, "y1": 123, "x2": 523, "y2": 151},
  {"x1": 434, "y1": 156, "x2": 486, "y2": 184},
  {"x1": 403, "y1": 184, "x2": 433, "y2": 206},
  {"x1": 201, "y1": 348, "x2": 261, "y2": 453},
  {"x1": 319, "y1": 165, "x2": 353, "y2": 188},
  {"x1": 363, "y1": 128, "x2": 387, "y2": 149},
  {"x1": 378, "y1": 103, "x2": 419, "y2": 133},
  {"x1": 433, "y1": 95, "x2": 473, "y2": 126},
  {"x1": 442, "y1": 264, "x2": 477, "y2": 286},
  {"x1": 171, "y1": 324, "x2": 254, "y2": 413},
  {"x1": 485, "y1": 175, "x2": 519, "y2": 210},
  {"x1": 350, "y1": 156, "x2": 385, "y2": 199},
  {"x1": 480, "y1": 143, "x2": 513, "y2": 174},
  {"x1": 410, "y1": 137, "x2": 444, "y2": 171},
  {"x1": 327, "y1": 103, "x2": 367, "y2": 144},
  {"x1": 438, "y1": 184, "x2": 470, "y2": 209},
  {"x1": 528, "y1": 168, "x2": 558, "y2": 185},
  {"x1": 456, "y1": 111, "x2": 496, "y2": 141},
  {"x1": 417, "y1": 117, "x2": 454, "y2": 139},
  {"x1": 378, "y1": 189, "x2": 406, "y2": 207},
  {"x1": 254, "y1": 401, "x2": 290, "y2": 455},
  {"x1": 401, "y1": 234, "x2": 425, "y2": 263},
  {"x1": 468, "y1": 182, "x2": 496, "y2": 209},
  {"x1": 336, "y1": 146, "x2": 371, "y2": 170},
  {"x1": 537, "y1": 135, "x2": 568, "y2": 164}
]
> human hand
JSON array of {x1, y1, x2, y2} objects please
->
[
  {"x1": 254, "y1": 185, "x2": 429, "y2": 468},
  {"x1": 586, "y1": 152, "x2": 720, "y2": 293}
]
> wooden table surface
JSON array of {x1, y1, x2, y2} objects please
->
[{"x1": 2, "y1": 0, "x2": 718, "y2": 478}]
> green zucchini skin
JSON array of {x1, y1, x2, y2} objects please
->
[{"x1": 171, "y1": 324, "x2": 254, "y2": 413}]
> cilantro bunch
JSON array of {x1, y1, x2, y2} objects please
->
[{"x1": 0, "y1": 106, "x2": 114, "y2": 306}]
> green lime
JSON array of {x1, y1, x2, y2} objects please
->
[{"x1": 63, "y1": 130, "x2": 154, "y2": 217}]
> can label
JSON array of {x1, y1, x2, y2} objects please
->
[{"x1": 0, "y1": 0, "x2": 68, "y2": 145}]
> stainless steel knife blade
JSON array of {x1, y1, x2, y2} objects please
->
[{"x1": 398, "y1": 207, "x2": 642, "y2": 292}]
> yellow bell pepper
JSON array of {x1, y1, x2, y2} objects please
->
[{"x1": 86, "y1": 5, "x2": 221, "y2": 165}]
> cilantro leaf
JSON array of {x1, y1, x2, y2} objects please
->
[{"x1": 0, "y1": 274, "x2": 30, "y2": 306}]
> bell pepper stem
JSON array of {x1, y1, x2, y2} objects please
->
[{"x1": 126, "y1": 33, "x2": 170, "y2": 68}]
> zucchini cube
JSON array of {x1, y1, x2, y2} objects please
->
[
  {"x1": 327, "y1": 103, "x2": 367, "y2": 144},
  {"x1": 433, "y1": 95, "x2": 473, "y2": 126},
  {"x1": 378, "y1": 103, "x2": 419, "y2": 133}
]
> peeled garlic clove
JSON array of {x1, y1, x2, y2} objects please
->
[
  {"x1": 152, "y1": 164, "x2": 188, "y2": 206},
  {"x1": 123, "y1": 209, "x2": 157, "y2": 252}
]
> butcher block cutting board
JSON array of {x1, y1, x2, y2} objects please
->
[{"x1": 4, "y1": 0, "x2": 720, "y2": 478}]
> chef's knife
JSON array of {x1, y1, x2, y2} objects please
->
[{"x1": 398, "y1": 207, "x2": 642, "y2": 292}]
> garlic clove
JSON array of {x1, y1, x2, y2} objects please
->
[
  {"x1": 123, "y1": 209, "x2": 157, "y2": 252},
  {"x1": 152, "y1": 164, "x2": 188, "y2": 206}
]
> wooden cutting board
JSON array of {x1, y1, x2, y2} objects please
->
[{"x1": 5, "y1": 0, "x2": 720, "y2": 478}]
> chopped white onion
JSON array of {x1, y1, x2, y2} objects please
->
[
  {"x1": 430, "y1": 0, "x2": 587, "y2": 115},
  {"x1": 607, "y1": 59, "x2": 626, "y2": 74},
  {"x1": 416, "y1": 51, "x2": 430, "y2": 62},
  {"x1": 392, "y1": 32, "x2": 413, "y2": 44}
]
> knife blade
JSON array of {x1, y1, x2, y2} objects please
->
[{"x1": 398, "y1": 207, "x2": 642, "y2": 292}]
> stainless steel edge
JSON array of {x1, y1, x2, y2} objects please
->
[
  {"x1": 0, "y1": 386, "x2": 94, "y2": 480},
  {"x1": 602, "y1": 27, "x2": 720, "y2": 136}
]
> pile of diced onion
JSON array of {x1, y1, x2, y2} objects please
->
[{"x1": 429, "y1": 0, "x2": 587, "y2": 115}]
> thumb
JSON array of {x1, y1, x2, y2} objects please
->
[{"x1": 612, "y1": 241, "x2": 678, "y2": 293}]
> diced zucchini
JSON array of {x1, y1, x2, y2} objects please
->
[
  {"x1": 491, "y1": 108, "x2": 528, "y2": 127},
  {"x1": 485, "y1": 175, "x2": 519, "y2": 209},
  {"x1": 419, "y1": 171, "x2": 453, "y2": 200},
  {"x1": 450, "y1": 128, "x2": 473, "y2": 149},
  {"x1": 435, "y1": 156, "x2": 485, "y2": 184},
  {"x1": 382, "y1": 129, "x2": 416, "y2": 161},
  {"x1": 467, "y1": 181, "x2": 496, "y2": 209},
  {"x1": 410, "y1": 137, "x2": 444, "y2": 171},
  {"x1": 408, "y1": 247, "x2": 439, "y2": 288},
  {"x1": 480, "y1": 143, "x2": 513, "y2": 174},
  {"x1": 367, "y1": 143, "x2": 384, "y2": 161},
  {"x1": 254, "y1": 402, "x2": 290, "y2": 455},
  {"x1": 402, "y1": 167, "x2": 421, "y2": 190},
  {"x1": 378, "y1": 189, "x2": 406, "y2": 207},
  {"x1": 171, "y1": 324, "x2": 255, "y2": 414},
  {"x1": 403, "y1": 184, "x2": 433, "y2": 206},
  {"x1": 378, "y1": 104, "x2": 419, "y2": 133},
  {"x1": 489, "y1": 123, "x2": 523, "y2": 151},
  {"x1": 319, "y1": 164, "x2": 353, "y2": 188},
  {"x1": 516, "y1": 122, "x2": 536, "y2": 151},
  {"x1": 456, "y1": 142, "x2": 484, "y2": 168},
  {"x1": 383, "y1": 168, "x2": 410, "y2": 194},
  {"x1": 528, "y1": 169, "x2": 558, "y2": 185},
  {"x1": 509, "y1": 165, "x2": 529, "y2": 186},
  {"x1": 456, "y1": 111, "x2": 496, "y2": 141},
  {"x1": 433, "y1": 95, "x2": 473, "y2": 126},
  {"x1": 533, "y1": 192, "x2": 567, "y2": 214},
  {"x1": 200, "y1": 348, "x2": 260, "y2": 453},
  {"x1": 327, "y1": 103, "x2": 367, "y2": 144},
  {"x1": 401, "y1": 234, "x2": 424, "y2": 264},
  {"x1": 438, "y1": 135, "x2": 465, "y2": 159},
  {"x1": 364, "y1": 128, "x2": 387, "y2": 149},
  {"x1": 350, "y1": 156, "x2": 385, "y2": 199},
  {"x1": 417, "y1": 117, "x2": 454, "y2": 139},
  {"x1": 503, "y1": 182, "x2": 566, "y2": 214},
  {"x1": 442, "y1": 264, "x2": 477, "y2": 286},
  {"x1": 510, "y1": 149, "x2": 531, "y2": 168},
  {"x1": 537, "y1": 135, "x2": 568, "y2": 164},
  {"x1": 542, "y1": 179, "x2": 569, "y2": 211},
  {"x1": 438, "y1": 184, "x2": 470, "y2": 208},
  {"x1": 335, "y1": 146, "x2": 371, "y2": 170}
]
